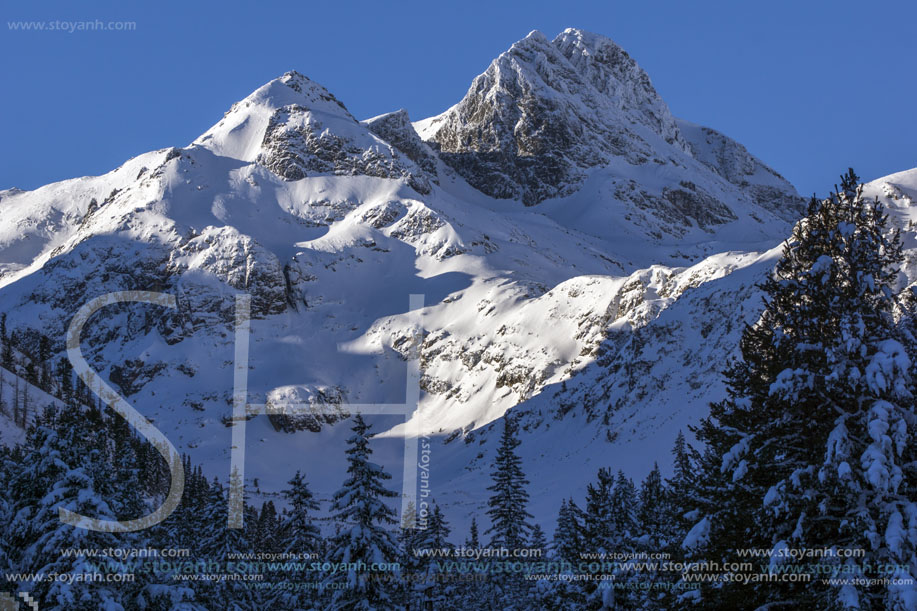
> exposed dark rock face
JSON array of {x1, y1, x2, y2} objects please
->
[
  {"x1": 266, "y1": 385, "x2": 348, "y2": 433},
  {"x1": 418, "y1": 29, "x2": 686, "y2": 206},
  {"x1": 416, "y1": 28, "x2": 802, "y2": 232},
  {"x1": 364, "y1": 109, "x2": 441, "y2": 181},
  {"x1": 258, "y1": 104, "x2": 432, "y2": 194},
  {"x1": 660, "y1": 187, "x2": 738, "y2": 229},
  {"x1": 676, "y1": 120, "x2": 806, "y2": 221}
]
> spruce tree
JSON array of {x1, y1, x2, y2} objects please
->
[
  {"x1": 255, "y1": 500, "x2": 279, "y2": 552},
  {"x1": 6, "y1": 408, "x2": 125, "y2": 609},
  {"x1": 325, "y1": 414, "x2": 400, "y2": 609},
  {"x1": 691, "y1": 170, "x2": 917, "y2": 609},
  {"x1": 638, "y1": 463, "x2": 669, "y2": 547},
  {"x1": 418, "y1": 501, "x2": 453, "y2": 606},
  {"x1": 274, "y1": 473, "x2": 323, "y2": 611},
  {"x1": 529, "y1": 523, "x2": 547, "y2": 555},
  {"x1": 547, "y1": 498, "x2": 590, "y2": 609},
  {"x1": 423, "y1": 501, "x2": 451, "y2": 550},
  {"x1": 583, "y1": 467, "x2": 614, "y2": 554},
  {"x1": 609, "y1": 470, "x2": 637, "y2": 545},
  {"x1": 466, "y1": 515, "x2": 480, "y2": 549},
  {"x1": 553, "y1": 498, "x2": 583, "y2": 564},
  {"x1": 280, "y1": 470, "x2": 321, "y2": 555},
  {"x1": 485, "y1": 413, "x2": 532, "y2": 551},
  {"x1": 666, "y1": 431, "x2": 700, "y2": 541},
  {"x1": 198, "y1": 477, "x2": 256, "y2": 610}
]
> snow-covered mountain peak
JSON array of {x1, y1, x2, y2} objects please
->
[
  {"x1": 192, "y1": 70, "x2": 356, "y2": 164},
  {"x1": 190, "y1": 72, "x2": 433, "y2": 193},
  {"x1": 516, "y1": 29, "x2": 551, "y2": 45},
  {"x1": 552, "y1": 28, "x2": 683, "y2": 145},
  {"x1": 414, "y1": 28, "x2": 696, "y2": 205},
  {"x1": 244, "y1": 71, "x2": 353, "y2": 118}
]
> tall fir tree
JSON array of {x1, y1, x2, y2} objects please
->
[
  {"x1": 609, "y1": 470, "x2": 638, "y2": 546},
  {"x1": 325, "y1": 414, "x2": 400, "y2": 610},
  {"x1": 280, "y1": 470, "x2": 321, "y2": 555},
  {"x1": 423, "y1": 501, "x2": 451, "y2": 550},
  {"x1": 417, "y1": 501, "x2": 454, "y2": 607},
  {"x1": 553, "y1": 498, "x2": 584, "y2": 565},
  {"x1": 485, "y1": 413, "x2": 533, "y2": 550},
  {"x1": 665, "y1": 430, "x2": 700, "y2": 543},
  {"x1": 529, "y1": 523, "x2": 547, "y2": 555},
  {"x1": 466, "y1": 515, "x2": 480, "y2": 549},
  {"x1": 197, "y1": 476, "x2": 257, "y2": 610},
  {"x1": 583, "y1": 467, "x2": 614, "y2": 554},
  {"x1": 691, "y1": 170, "x2": 917, "y2": 609},
  {"x1": 638, "y1": 463, "x2": 669, "y2": 547}
]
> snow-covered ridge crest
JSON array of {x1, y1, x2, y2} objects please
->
[{"x1": 193, "y1": 71, "x2": 355, "y2": 163}]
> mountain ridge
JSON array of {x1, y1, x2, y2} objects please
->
[{"x1": 2, "y1": 28, "x2": 892, "y2": 529}]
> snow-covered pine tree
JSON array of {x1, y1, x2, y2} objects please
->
[
  {"x1": 485, "y1": 413, "x2": 533, "y2": 552},
  {"x1": 691, "y1": 169, "x2": 917, "y2": 609},
  {"x1": 480, "y1": 414, "x2": 534, "y2": 606},
  {"x1": 466, "y1": 515, "x2": 480, "y2": 549},
  {"x1": 609, "y1": 470, "x2": 637, "y2": 545},
  {"x1": 638, "y1": 463, "x2": 668, "y2": 548},
  {"x1": 197, "y1": 476, "x2": 257, "y2": 610},
  {"x1": 325, "y1": 414, "x2": 400, "y2": 610},
  {"x1": 424, "y1": 501, "x2": 451, "y2": 550},
  {"x1": 416, "y1": 501, "x2": 454, "y2": 607},
  {"x1": 553, "y1": 498, "x2": 583, "y2": 565},
  {"x1": 583, "y1": 467, "x2": 614, "y2": 555},
  {"x1": 666, "y1": 431, "x2": 700, "y2": 542},
  {"x1": 894, "y1": 287, "x2": 917, "y2": 549},
  {"x1": 529, "y1": 523, "x2": 547, "y2": 556},
  {"x1": 254, "y1": 500, "x2": 280, "y2": 553},
  {"x1": 565, "y1": 468, "x2": 620, "y2": 608},
  {"x1": 280, "y1": 470, "x2": 321, "y2": 555},
  {"x1": 6, "y1": 408, "x2": 125, "y2": 609},
  {"x1": 396, "y1": 501, "x2": 424, "y2": 606}
]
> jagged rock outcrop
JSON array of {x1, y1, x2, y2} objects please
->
[
  {"x1": 416, "y1": 29, "x2": 686, "y2": 205},
  {"x1": 414, "y1": 28, "x2": 803, "y2": 233},
  {"x1": 363, "y1": 109, "x2": 441, "y2": 181}
]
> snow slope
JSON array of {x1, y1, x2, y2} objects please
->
[{"x1": 4, "y1": 28, "x2": 898, "y2": 532}]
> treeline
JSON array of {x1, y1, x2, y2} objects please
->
[
  {"x1": 0, "y1": 312, "x2": 104, "y2": 431},
  {"x1": 0, "y1": 405, "x2": 551, "y2": 609}
]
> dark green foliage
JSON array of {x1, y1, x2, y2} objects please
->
[
  {"x1": 485, "y1": 413, "x2": 533, "y2": 550},
  {"x1": 691, "y1": 169, "x2": 917, "y2": 609}
]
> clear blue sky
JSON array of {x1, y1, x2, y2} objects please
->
[{"x1": 2, "y1": 0, "x2": 915, "y2": 197}]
